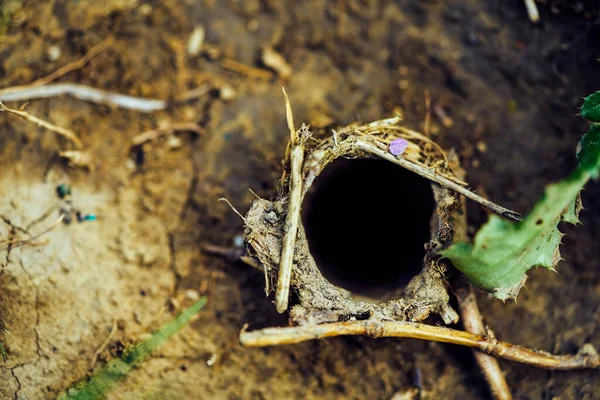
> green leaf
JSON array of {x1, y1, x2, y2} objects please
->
[
  {"x1": 60, "y1": 297, "x2": 207, "y2": 400},
  {"x1": 0, "y1": 342, "x2": 6, "y2": 363},
  {"x1": 440, "y1": 92, "x2": 600, "y2": 300},
  {"x1": 581, "y1": 91, "x2": 600, "y2": 123}
]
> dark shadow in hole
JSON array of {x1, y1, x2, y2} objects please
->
[{"x1": 302, "y1": 158, "x2": 435, "y2": 299}]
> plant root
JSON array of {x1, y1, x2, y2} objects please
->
[{"x1": 457, "y1": 287, "x2": 512, "y2": 400}]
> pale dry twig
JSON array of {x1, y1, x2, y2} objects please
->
[
  {"x1": 0, "y1": 36, "x2": 115, "y2": 97},
  {"x1": 240, "y1": 320, "x2": 600, "y2": 370},
  {"x1": 457, "y1": 287, "x2": 512, "y2": 400},
  {"x1": 276, "y1": 87, "x2": 304, "y2": 313},
  {"x1": 91, "y1": 319, "x2": 118, "y2": 368},
  {"x1": 0, "y1": 101, "x2": 82, "y2": 148},
  {"x1": 0, "y1": 84, "x2": 212, "y2": 113},
  {"x1": 130, "y1": 123, "x2": 203, "y2": 147},
  {"x1": 353, "y1": 138, "x2": 522, "y2": 221}
]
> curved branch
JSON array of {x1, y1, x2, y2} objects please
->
[{"x1": 240, "y1": 320, "x2": 599, "y2": 370}]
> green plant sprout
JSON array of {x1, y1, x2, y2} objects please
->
[
  {"x1": 441, "y1": 91, "x2": 600, "y2": 300},
  {"x1": 0, "y1": 342, "x2": 6, "y2": 363},
  {"x1": 60, "y1": 297, "x2": 207, "y2": 400}
]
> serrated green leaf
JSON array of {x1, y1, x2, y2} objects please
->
[
  {"x1": 581, "y1": 92, "x2": 600, "y2": 123},
  {"x1": 577, "y1": 124, "x2": 600, "y2": 178},
  {"x1": 440, "y1": 91, "x2": 600, "y2": 300}
]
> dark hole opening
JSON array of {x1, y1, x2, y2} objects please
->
[{"x1": 302, "y1": 158, "x2": 435, "y2": 299}]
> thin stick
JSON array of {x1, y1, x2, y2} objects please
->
[
  {"x1": 130, "y1": 123, "x2": 203, "y2": 147},
  {"x1": 91, "y1": 319, "x2": 118, "y2": 368},
  {"x1": 354, "y1": 139, "x2": 522, "y2": 221},
  {"x1": 457, "y1": 287, "x2": 512, "y2": 400},
  {"x1": 0, "y1": 214, "x2": 65, "y2": 251},
  {"x1": 276, "y1": 87, "x2": 304, "y2": 313},
  {"x1": 0, "y1": 36, "x2": 114, "y2": 97},
  {"x1": 523, "y1": 0, "x2": 540, "y2": 23},
  {"x1": 424, "y1": 90, "x2": 431, "y2": 137},
  {"x1": 0, "y1": 101, "x2": 82, "y2": 148},
  {"x1": 221, "y1": 58, "x2": 273, "y2": 80},
  {"x1": 218, "y1": 198, "x2": 246, "y2": 222},
  {"x1": 240, "y1": 320, "x2": 600, "y2": 370},
  {"x1": 0, "y1": 83, "x2": 210, "y2": 113}
]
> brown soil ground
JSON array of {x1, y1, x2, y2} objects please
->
[{"x1": 1, "y1": 1, "x2": 600, "y2": 399}]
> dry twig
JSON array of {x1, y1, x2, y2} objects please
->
[
  {"x1": 353, "y1": 138, "x2": 522, "y2": 221},
  {"x1": 276, "y1": 87, "x2": 304, "y2": 313},
  {"x1": 91, "y1": 319, "x2": 118, "y2": 368},
  {"x1": 240, "y1": 320, "x2": 600, "y2": 370},
  {"x1": 0, "y1": 214, "x2": 65, "y2": 251},
  {"x1": 130, "y1": 123, "x2": 204, "y2": 147},
  {"x1": 0, "y1": 36, "x2": 114, "y2": 97},
  {"x1": 424, "y1": 90, "x2": 431, "y2": 137},
  {"x1": 0, "y1": 101, "x2": 82, "y2": 148},
  {"x1": 59, "y1": 150, "x2": 94, "y2": 170},
  {"x1": 523, "y1": 0, "x2": 540, "y2": 23},
  {"x1": 0, "y1": 83, "x2": 212, "y2": 113},
  {"x1": 457, "y1": 287, "x2": 512, "y2": 400},
  {"x1": 221, "y1": 58, "x2": 273, "y2": 80}
]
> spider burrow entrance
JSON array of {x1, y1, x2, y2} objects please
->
[{"x1": 302, "y1": 158, "x2": 435, "y2": 300}]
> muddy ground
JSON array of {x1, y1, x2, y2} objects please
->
[{"x1": 1, "y1": 0, "x2": 600, "y2": 399}]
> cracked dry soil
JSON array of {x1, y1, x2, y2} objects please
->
[{"x1": 1, "y1": 1, "x2": 600, "y2": 399}]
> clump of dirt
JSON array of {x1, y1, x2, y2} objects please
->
[{"x1": 1, "y1": 1, "x2": 600, "y2": 399}]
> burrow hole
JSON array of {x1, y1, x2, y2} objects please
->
[{"x1": 302, "y1": 158, "x2": 435, "y2": 300}]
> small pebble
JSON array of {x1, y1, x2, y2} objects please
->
[
  {"x1": 47, "y1": 45, "x2": 61, "y2": 61},
  {"x1": 389, "y1": 138, "x2": 409, "y2": 156},
  {"x1": 187, "y1": 25, "x2": 205, "y2": 57},
  {"x1": 125, "y1": 159, "x2": 136, "y2": 171},
  {"x1": 138, "y1": 4, "x2": 152, "y2": 15},
  {"x1": 167, "y1": 135, "x2": 183, "y2": 149},
  {"x1": 219, "y1": 84, "x2": 237, "y2": 102},
  {"x1": 476, "y1": 141, "x2": 487, "y2": 153},
  {"x1": 247, "y1": 19, "x2": 259, "y2": 32},
  {"x1": 398, "y1": 79, "x2": 409, "y2": 90},
  {"x1": 184, "y1": 289, "x2": 200, "y2": 302},
  {"x1": 265, "y1": 211, "x2": 278, "y2": 224},
  {"x1": 233, "y1": 234, "x2": 244, "y2": 248}
]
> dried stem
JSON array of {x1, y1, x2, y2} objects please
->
[
  {"x1": 240, "y1": 320, "x2": 600, "y2": 370},
  {"x1": 0, "y1": 214, "x2": 65, "y2": 251},
  {"x1": 424, "y1": 89, "x2": 431, "y2": 137},
  {"x1": 354, "y1": 139, "x2": 522, "y2": 221},
  {"x1": 221, "y1": 58, "x2": 273, "y2": 80},
  {"x1": 0, "y1": 36, "x2": 114, "y2": 97},
  {"x1": 0, "y1": 83, "x2": 211, "y2": 113},
  {"x1": 457, "y1": 287, "x2": 512, "y2": 400},
  {"x1": 523, "y1": 0, "x2": 540, "y2": 23},
  {"x1": 0, "y1": 101, "x2": 82, "y2": 148},
  {"x1": 130, "y1": 123, "x2": 204, "y2": 147},
  {"x1": 91, "y1": 319, "x2": 118, "y2": 368},
  {"x1": 276, "y1": 87, "x2": 304, "y2": 313}
]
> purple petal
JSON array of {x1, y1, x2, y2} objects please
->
[{"x1": 389, "y1": 138, "x2": 409, "y2": 156}]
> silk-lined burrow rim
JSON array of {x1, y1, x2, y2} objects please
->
[{"x1": 243, "y1": 126, "x2": 467, "y2": 325}]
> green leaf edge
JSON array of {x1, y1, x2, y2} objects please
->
[{"x1": 440, "y1": 91, "x2": 600, "y2": 300}]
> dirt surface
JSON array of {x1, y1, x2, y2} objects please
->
[{"x1": 1, "y1": 1, "x2": 600, "y2": 399}]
